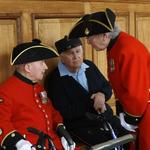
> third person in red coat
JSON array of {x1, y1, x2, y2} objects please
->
[{"x1": 69, "y1": 8, "x2": 150, "y2": 150}]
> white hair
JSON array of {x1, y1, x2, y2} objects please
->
[{"x1": 109, "y1": 24, "x2": 121, "y2": 39}]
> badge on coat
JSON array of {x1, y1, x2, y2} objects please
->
[
  {"x1": 39, "y1": 91, "x2": 48, "y2": 104},
  {"x1": 108, "y1": 58, "x2": 115, "y2": 72},
  {"x1": 0, "y1": 98, "x2": 4, "y2": 104}
]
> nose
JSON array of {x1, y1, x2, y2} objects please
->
[{"x1": 73, "y1": 53, "x2": 78, "y2": 59}]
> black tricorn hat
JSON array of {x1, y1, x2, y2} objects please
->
[
  {"x1": 69, "y1": 8, "x2": 116, "y2": 38},
  {"x1": 11, "y1": 39, "x2": 58, "y2": 65},
  {"x1": 55, "y1": 36, "x2": 82, "y2": 54}
]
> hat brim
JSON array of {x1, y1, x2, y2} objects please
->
[
  {"x1": 69, "y1": 19, "x2": 113, "y2": 39},
  {"x1": 69, "y1": 8, "x2": 116, "y2": 39},
  {"x1": 69, "y1": 14, "x2": 91, "y2": 39},
  {"x1": 69, "y1": 21, "x2": 88, "y2": 39},
  {"x1": 11, "y1": 46, "x2": 58, "y2": 65}
]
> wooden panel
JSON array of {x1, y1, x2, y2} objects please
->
[
  {"x1": 0, "y1": 14, "x2": 21, "y2": 83},
  {"x1": 40, "y1": 0, "x2": 150, "y2": 3},
  {"x1": 34, "y1": 18, "x2": 80, "y2": 47},
  {"x1": 0, "y1": 21, "x2": 16, "y2": 83},
  {"x1": 135, "y1": 12, "x2": 150, "y2": 51},
  {"x1": 0, "y1": 1, "x2": 84, "y2": 14},
  {"x1": 116, "y1": 12, "x2": 129, "y2": 33},
  {"x1": 83, "y1": 39, "x2": 93, "y2": 61}
]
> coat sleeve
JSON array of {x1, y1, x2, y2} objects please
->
[
  {"x1": 119, "y1": 47, "x2": 149, "y2": 117},
  {"x1": 85, "y1": 60, "x2": 112, "y2": 100},
  {"x1": 0, "y1": 91, "x2": 24, "y2": 149},
  {"x1": 49, "y1": 99, "x2": 63, "y2": 130}
]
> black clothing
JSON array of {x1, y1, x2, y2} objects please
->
[{"x1": 45, "y1": 60, "x2": 128, "y2": 146}]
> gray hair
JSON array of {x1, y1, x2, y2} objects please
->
[{"x1": 109, "y1": 24, "x2": 121, "y2": 39}]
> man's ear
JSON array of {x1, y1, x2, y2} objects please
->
[
  {"x1": 103, "y1": 33, "x2": 109, "y2": 40},
  {"x1": 24, "y1": 63, "x2": 31, "y2": 73}
]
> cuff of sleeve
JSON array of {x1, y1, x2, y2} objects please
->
[
  {"x1": 1, "y1": 131, "x2": 25, "y2": 150},
  {"x1": 56, "y1": 124, "x2": 66, "y2": 137},
  {"x1": 124, "y1": 112, "x2": 142, "y2": 125},
  {"x1": 56, "y1": 123, "x2": 64, "y2": 130}
]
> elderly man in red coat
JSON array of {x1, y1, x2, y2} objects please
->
[
  {"x1": 69, "y1": 8, "x2": 150, "y2": 150},
  {"x1": 0, "y1": 39, "x2": 76, "y2": 150}
]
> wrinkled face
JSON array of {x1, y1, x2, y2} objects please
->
[
  {"x1": 25, "y1": 60, "x2": 48, "y2": 82},
  {"x1": 87, "y1": 33, "x2": 110, "y2": 51},
  {"x1": 60, "y1": 45, "x2": 83, "y2": 72}
]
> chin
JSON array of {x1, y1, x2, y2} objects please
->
[{"x1": 38, "y1": 75, "x2": 44, "y2": 81}]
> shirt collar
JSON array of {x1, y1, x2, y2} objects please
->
[
  {"x1": 58, "y1": 61, "x2": 89, "y2": 77},
  {"x1": 14, "y1": 71, "x2": 36, "y2": 85}
]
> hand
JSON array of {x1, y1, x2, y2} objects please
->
[
  {"x1": 119, "y1": 113, "x2": 138, "y2": 132},
  {"x1": 61, "y1": 137, "x2": 75, "y2": 150},
  {"x1": 16, "y1": 139, "x2": 35, "y2": 150},
  {"x1": 91, "y1": 92, "x2": 106, "y2": 113}
]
